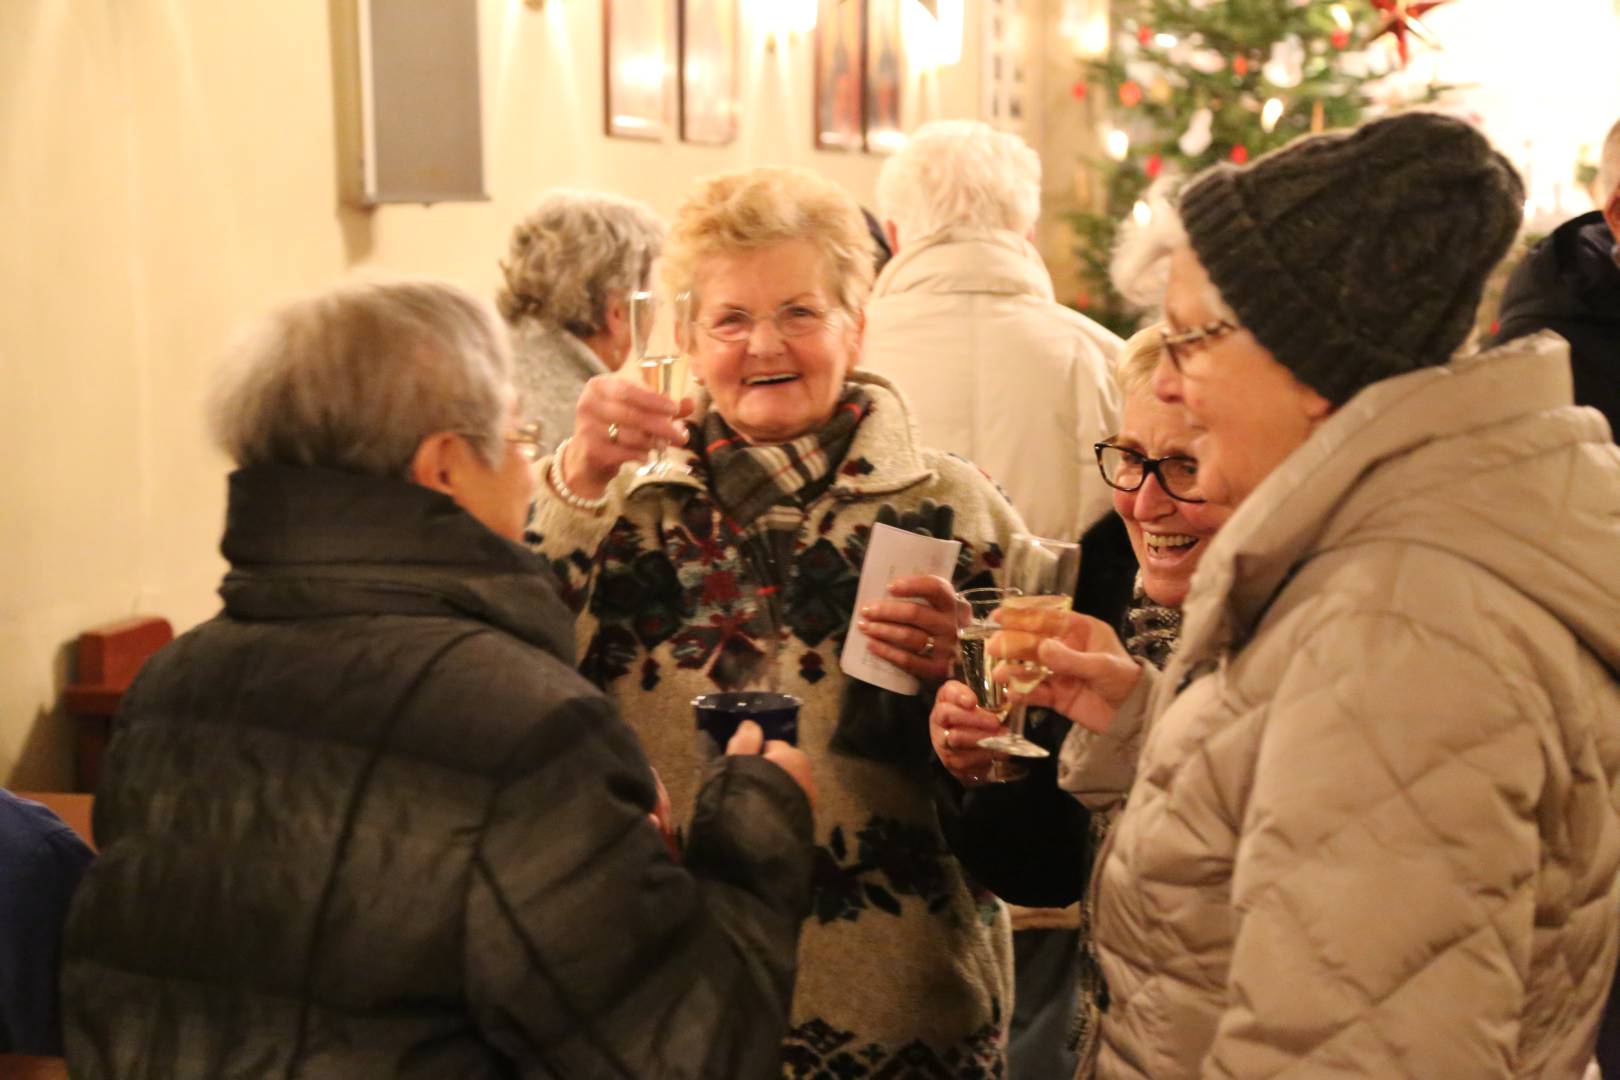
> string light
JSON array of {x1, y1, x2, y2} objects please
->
[
  {"x1": 1105, "y1": 128, "x2": 1131, "y2": 160},
  {"x1": 1261, "y1": 98, "x2": 1284, "y2": 133}
]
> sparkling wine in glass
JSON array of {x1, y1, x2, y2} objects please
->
[
  {"x1": 630, "y1": 289, "x2": 692, "y2": 480},
  {"x1": 977, "y1": 534, "x2": 1082, "y2": 759},
  {"x1": 956, "y1": 587, "x2": 1028, "y2": 784}
]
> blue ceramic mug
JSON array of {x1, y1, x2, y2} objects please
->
[{"x1": 692, "y1": 691, "x2": 801, "y2": 759}]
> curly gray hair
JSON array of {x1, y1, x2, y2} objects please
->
[
  {"x1": 210, "y1": 277, "x2": 511, "y2": 478},
  {"x1": 497, "y1": 190, "x2": 665, "y2": 338}
]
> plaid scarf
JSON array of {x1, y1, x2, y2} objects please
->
[
  {"x1": 699, "y1": 385, "x2": 869, "y2": 643},
  {"x1": 701, "y1": 384, "x2": 870, "y2": 533}
]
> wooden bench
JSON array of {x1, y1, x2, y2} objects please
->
[
  {"x1": 62, "y1": 616, "x2": 172, "y2": 792},
  {"x1": 0, "y1": 1054, "x2": 70, "y2": 1078}
]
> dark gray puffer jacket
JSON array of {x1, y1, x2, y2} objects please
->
[{"x1": 62, "y1": 465, "x2": 814, "y2": 1079}]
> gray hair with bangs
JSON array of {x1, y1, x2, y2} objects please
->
[{"x1": 210, "y1": 277, "x2": 512, "y2": 478}]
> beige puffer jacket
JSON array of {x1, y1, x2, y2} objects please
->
[{"x1": 1060, "y1": 333, "x2": 1620, "y2": 1078}]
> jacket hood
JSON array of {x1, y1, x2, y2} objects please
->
[
  {"x1": 1178, "y1": 331, "x2": 1620, "y2": 677},
  {"x1": 869, "y1": 226, "x2": 1056, "y2": 304},
  {"x1": 219, "y1": 465, "x2": 577, "y2": 663},
  {"x1": 1496, "y1": 211, "x2": 1620, "y2": 333}
]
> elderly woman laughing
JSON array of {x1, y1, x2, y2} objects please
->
[{"x1": 528, "y1": 166, "x2": 1025, "y2": 1076}]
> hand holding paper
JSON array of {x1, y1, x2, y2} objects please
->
[{"x1": 840, "y1": 522, "x2": 962, "y2": 695}]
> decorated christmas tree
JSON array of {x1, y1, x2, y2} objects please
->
[{"x1": 1068, "y1": 0, "x2": 1454, "y2": 336}]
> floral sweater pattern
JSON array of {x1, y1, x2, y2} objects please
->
[{"x1": 527, "y1": 373, "x2": 1026, "y2": 1077}]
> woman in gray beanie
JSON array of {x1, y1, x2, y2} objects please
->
[{"x1": 976, "y1": 111, "x2": 1620, "y2": 1076}]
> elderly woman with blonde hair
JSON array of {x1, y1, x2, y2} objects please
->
[
  {"x1": 497, "y1": 189, "x2": 664, "y2": 451},
  {"x1": 528, "y1": 165, "x2": 1026, "y2": 1075}
]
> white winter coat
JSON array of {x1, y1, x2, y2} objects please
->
[{"x1": 861, "y1": 227, "x2": 1122, "y2": 540}]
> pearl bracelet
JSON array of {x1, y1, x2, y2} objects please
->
[{"x1": 547, "y1": 437, "x2": 610, "y2": 512}]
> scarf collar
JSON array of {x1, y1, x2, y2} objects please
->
[
  {"x1": 700, "y1": 384, "x2": 870, "y2": 531},
  {"x1": 1120, "y1": 577, "x2": 1182, "y2": 670}
]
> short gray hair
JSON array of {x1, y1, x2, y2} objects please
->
[
  {"x1": 1601, "y1": 119, "x2": 1620, "y2": 202},
  {"x1": 210, "y1": 278, "x2": 511, "y2": 477},
  {"x1": 876, "y1": 120, "x2": 1042, "y2": 245},
  {"x1": 497, "y1": 190, "x2": 665, "y2": 337}
]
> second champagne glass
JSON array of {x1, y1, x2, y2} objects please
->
[
  {"x1": 630, "y1": 288, "x2": 692, "y2": 480},
  {"x1": 977, "y1": 533, "x2": 1082, "y2": 759},
  {"x1": 955, "y1": 587, "x2": 1028, "y2": 784}
]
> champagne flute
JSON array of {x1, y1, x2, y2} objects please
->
[
  {"x1": 977, "y1": 534, "x2": 1082, "y2": 759},
  {"x1": 955, "y1": 587, "x2": 1028, "y2": 784},
  {"x1": 630, "y1": 288, "x2": 692, "y2": 480}
]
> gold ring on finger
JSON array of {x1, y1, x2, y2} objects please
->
[{"x1": 607, "y1": 422, "x2": 621, "y2": 444}]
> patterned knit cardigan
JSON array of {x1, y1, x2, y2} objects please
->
[{"x1": 527, "y1": 372, "x2": 1027, "y2": 1078}]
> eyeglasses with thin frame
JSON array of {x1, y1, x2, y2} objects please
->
[
  {"x1": 1159, "y1": 319, "x2": 1238, "y2": 374},
  {"x1": 506, "y1": 420, "x2": 545, "y2": 462},
  {"x1": 695, "y1": 302, "x2": 833, "y2": 344},
  {"x1": 1093, "y1": 442, "x2": 1207, "y2": 503}
]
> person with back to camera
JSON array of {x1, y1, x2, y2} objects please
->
[
  {"x1": 983, "y1": 111, "x2": 1620, "y2": 1076},
  {"x1": 59, "y1": 277, "x2": 817, "y2": 1079},
  {"x1": 932, "y1": 327, "x2": 1235, "y2": 1073},
  {"x1": 1489, "y1": 118, "x2": 1620, "y2": 439},
  {"x1": 497, "y1": 189, "x2": 665, "y2": 452},
  {"x1": 862, "y1": 119, "x2": 1123, "y2": 542},
  {"x1": 527, "y1": 165, "x2": 1027, "y2": 1076}
]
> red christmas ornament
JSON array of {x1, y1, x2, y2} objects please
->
[
  {"x1": 1144, "y1": 154, "x2": 1164, "y2": 179},
  {"x1": 1071, "y1": 79, "x2": 1088, "y2": 100},
  {"x1": 1137, "y1": 25, "x2": 1153, "y2": 46},
  {"x1": 1075, "y1": 290, "x2": 1093, "y2": 310},
  {"x1": 1118, "y1": 81, "x2": 1144, "y2": 107},
  {"x1": 1331, "y1": 27, "x2": 1351, "y2": 48},
  {"x1": 1230, "y1": 144, "x2": 1250, "y2": 164},
  {"x1": 1232, "y1": 55, "x2": 1250, "y2": 76},
  {"x1": 1370, "y1": 0, "x2": 1453, "y2": 67}
]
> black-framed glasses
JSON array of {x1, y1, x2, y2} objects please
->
[
  {"x1": 506, "y1": 420, "x2": 545, "y2": 462},
  {"x1": 696, "y1": 302, "x2": 832, "y2": 343},
  {"x1": 1159, "y1": 319, "x2": 1238, "y2": 373},
  {"x1": 1094, "y1": 442, "x2": 1206, "y2": 503}
]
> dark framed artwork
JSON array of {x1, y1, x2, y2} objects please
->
[
  {"x1": 604, "y1": 0, "x2": 674, "y2": 139},
  {"x1": 679, "y1": 0, "x2": 739, "y2": 144},
  {"x1": 864, "y1": 0, "x2": 903, "y2": 153},
  {"x1": 814, "y1": 0, "x2": 865, "y2": 151}
]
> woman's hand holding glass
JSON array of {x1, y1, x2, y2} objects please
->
[
  {"x1": 930, "y1": 681, "x2": 1005, "y2": 784},
  {"x1": 989, "y1": 611, "x2": 1143, "y2": 737},
  {"x1": 857, "y1": 573, "x2": 959, "y2": 684},
  {"x1": 562, "y1": 374, "x2": 692, "y2": 499}
]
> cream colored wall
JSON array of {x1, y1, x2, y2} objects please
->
[{"x1": 0, "y1": 1, "x2": 988, "y2": 788}]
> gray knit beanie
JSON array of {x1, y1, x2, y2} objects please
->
[{"x1": 1178, "y1": 111, "x2": 1525, "y2": 406}]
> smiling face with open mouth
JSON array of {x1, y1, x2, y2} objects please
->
[
  {"x1": 1111, "y1": 387, "x2": 1233, "y2": 609},
  {"x1": 690, "y1": 239, "x2": 862, "y2": 445}
]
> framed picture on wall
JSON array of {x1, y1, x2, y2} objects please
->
[
  {"x1": 679, "y1": 0, "x2": 739, "y2": 144},
  {"x1": 814, "y1": 0, "x2": 865, "y2": 151},
  {"x1": 864, "y1": 0, "x2": 904, "y2": 153},
  {"x1": 982, "y1": 0, "x2": 1029, "y2": 134},
  {"x1": 604, "y1": 0, "x2": 674, "y2": 139}
]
